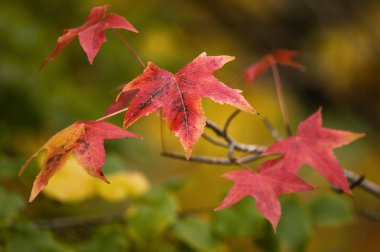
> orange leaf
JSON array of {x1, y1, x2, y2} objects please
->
[{"x1": 19, "y1": 121, "x2": 140, "y2": 202}]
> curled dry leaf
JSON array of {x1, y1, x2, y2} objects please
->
[
  {"x1": 215, "y1": 157, "x2": 315, "y2": 231},
  {"x1": 19, "y1": 121, "x2": 140, "y2": 202},
  {"x1": 116, "y1": 52, "x2": 257, "y2": 158},
  {"x1": 41, "y1": 5, "x2": 138, "y2": 68}
]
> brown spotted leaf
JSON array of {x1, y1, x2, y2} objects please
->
[
  {"x1": 116, "y1": 52, "x2": 257, "y2": 158},
  {"x1": 19, "y1": 121, "x2": 140, "y2": 202},
  {"x1": 41, "y1": 5, "x2": 138, "y2": 68}
]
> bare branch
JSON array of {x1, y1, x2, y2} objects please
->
[
  {"x1": 205, "y1": 119, "x2": 265, "y2": 153},
  {"x1": 166, "y1": 117, "x2": 380, "y2": 208},
  {"x1": 202, "y1": 133, "x2": 229, "y2": 148},
  {"x1": 206, "y1": 120, "x2": 228, "y2": 140},
  {"x1": 345, "y1": 170, "x2": 380, "y2": 199},
  {"x1": 223, "y1": 109, "x2": 241, "y2": 134},
  {"x1": 162, "y1": 151, "x2": 263, "y2": 165}
]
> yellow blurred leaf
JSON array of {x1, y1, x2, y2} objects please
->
[
  {"x1": 43, "y1": 154, "x2": 97, "y2": 203},
  {"x1": 95, "y1": 171, "x2": 150, "y2": 202}
]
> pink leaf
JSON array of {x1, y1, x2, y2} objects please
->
[
  {"x1": 41, "y1": 5, "x2": 138, "y2": 68},
  {"x1": 215, "y1": 157, "x2": 315, "y2": 231},
  {"x1": 264, "y1": 108, "x2": 365, "y2": 194}
]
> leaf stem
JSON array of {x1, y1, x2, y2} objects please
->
[
  {"x1": 228, "y1": 70, "x2": 244, "y2": 85},
  {"x1": 160, "y1": 110, "x2": 167, "y2": 152},
  {"x1": 112, "y1": 29, "x2": 146, "y2": 69},
  {"x1": 96, "y1": 107, "x2": 129, "y2": 122},
  {"x1": 268, "y1": 56, "x2": 292, "y2": 136}
]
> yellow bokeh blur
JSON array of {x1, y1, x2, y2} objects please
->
[
  {"x1": 95, "y1": 171, "x2": 150, "y2": 202},
  {"x1": 43, "y1": 154, "x2": 150, "y2": 203}
]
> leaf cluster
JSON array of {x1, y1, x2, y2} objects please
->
[{"x1": 19, "y1": 4, "x2": 365, "y2": 233}]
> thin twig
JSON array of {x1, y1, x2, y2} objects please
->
[
  {"x1": 96, "y1": 107, "x2": 129, "y2": 121},
  {"x1": 202, "y1": 133, "x2": 229, "y2": 148},
  {"x1": 112, "y1": 29, "x2": 146, "y2": 69},
  {"x1": 162, "y1": 151, "x2": 263, "y2": 165},
  {"x1": 262, "y1": 117, "x2": 284, "y2": 141},
  {"x1": 230, "y1": 71, "x2": 244, "y2": 84},
  {"x1": 160, "y1": 110, "x2": 167, "y2": 152},
  {"x1": 223, "y1": 110, "x2": 240, "y2": 134},
  {"x1": 206, "y1": 120, "x2": 228, "y2": 140},
  {"x1": 268, "y1": 56, "x2": 292, "y2": 136},
  {"x1": 205, "y1": 120, "x2": 265, "y2": 153},
  {"x1": 345, "y1": 170, "x2": 380, "y2": 198},
  {"x1": 228, "y1": 142, "x2": 236, "y2": 162}
]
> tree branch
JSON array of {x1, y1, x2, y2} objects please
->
[
  {"x1": 223, "y1": 109, "x2": 240, "y2": 134},
  {"x1": 345, "y1": 170, "x2": 380, "y2": 199},
  {"x1": 205, "y1": 119, "x2": 265, "y2": 153},
  {"x1": 165, "y1": 118, "x2": 380, "y2": 207},
  {"x1": 162, "y1": 151, "x2": 263, "y2": 165}
]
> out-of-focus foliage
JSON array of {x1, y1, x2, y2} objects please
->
[
  {"x1": 42, "y1": 155, "x2": 150, "y2": 203},
  {"x1": 1, "y1": 0, "x2": 379, "y2": 251}
]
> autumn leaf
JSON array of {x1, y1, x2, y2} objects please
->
[
  {"x1": 244, "y1": 50, "x2": 305, "y2": 84},
  {"x1": 104, "y1": 89, "x2": 138, "y2": 116},
  {"x1": 41, "y1": 5, "x2": 138, "y2": 68},
  {"x1": 215, "y1": 158, "x2": 315, "y2": 231},
  {"x1": 116, "y1": 52, "x2": 257, "y2": 158},
  {"x1": 19, "y1": 121, "x2": 140, "y2": 202},
  {"x1": 263, "y1": 108, "x2": 365, "y2": 194}
]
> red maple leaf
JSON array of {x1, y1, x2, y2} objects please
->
[
  {"x1": 104, "y1": 89, "x2": 138, "y2": 116},
  {"x1": 116, "y1": 52, "x2": 257, "y2": 158},
  {"x1": 41, "y1": 5, "x2": 138, "y2": 68},
  {"x1": 264, "y1": 108, "x2": 365, "y2": 194},
  {"x1": 215, "y1": 158, "x2": 315, "y2": 230},
  {"x1": 19, "y1": 121, "x2": 140, "y2": 202},
  {"x1": 244, "y1": 50, "x2": 305, "y2": 84}
]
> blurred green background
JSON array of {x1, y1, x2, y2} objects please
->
[{"x1": 1, "y1": 0, "x2": 379, "y2": 251}]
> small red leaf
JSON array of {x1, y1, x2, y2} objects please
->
[
  {"x1": 41, "y1": 5, "x2": 138, "y2": 68},
  {"x1": 215, "y1": 158, "x2": 315, "y2": 231},
  {"x1": 117, "y1": 52, "x2": 257, "y2": 158},
  {"x1": 104, "y1": 89, "x2": 139, "y2": 116},
  {"x1": 264, "y1": 108, "x2": 365, "y2": 194},
  {"x1": 19, "y1": 121, "x2": 140, "y2": 202},
  {"x1": 244, "y1": 50, "x2": 305, "y2": 84}
]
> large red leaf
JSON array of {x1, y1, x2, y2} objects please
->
[
  {"x1": 215, "y1": 158, "x2": 315, "y2": 231},
  {"x1": 244, "y1": 50, "x2": 305, "y2": 84},
  {"x1": 41, "y1": 5, "x2": 138, "y2": 68},
  {"x1": 117, "y1": 52, "x2": 257, "y2": 158},
  {"x1": 264, "y1": 108, "x2": 365, "y2": 194},
  {"x1": 19, "y1": 121, "x2": 140, "y2": 202}
]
